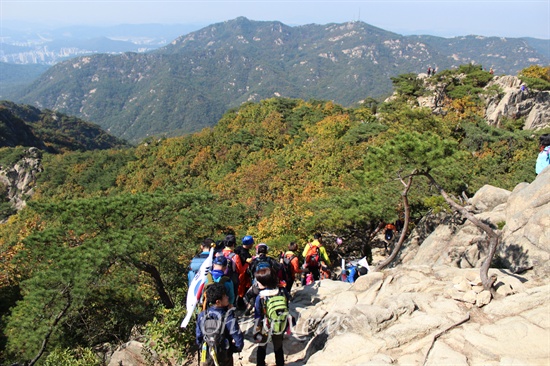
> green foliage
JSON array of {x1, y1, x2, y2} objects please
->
[
  {"x1": 1, "y1": 66, "x2": 543, "y2": 360},
  {"x1": 3, "y1": 191, "x2": 239, "y2": 361},
  {"x1": 422, "y1": 196, "x2": 449, "y2": 214},
  {"x1": 0, "y1": 146, "x2": 28, "y2": 167},
  {"x1": 518, "y1": 65, "x2": 550, "y2": 90},
  {"x1": 36, "y1": 148, "x2": 137, "y2": 199},
  {"x1": 143, "y1": 300, "x2": 195, "y2": 364},
  {"x1": 0, "y1": 101, "x2": 129, "y2": 152},
  {"x1": 519, "y1": 65, "x2": 550, "y2": 80},
  {"x1": 434, "y1": 64, "x2": 494, "y2": 101},
  {"x1": 457, "y1": 121, "x2": 537, "y2": 191},
  {"x1": 390, "y1": 73, "x2": 426, "y2": 97},
  {"x1": 44, "y1": 347, "x2": 100, "y2": 366}
]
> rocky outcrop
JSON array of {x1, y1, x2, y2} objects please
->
[
  {"x1": 109, "y1": 171, "x2": 550, "y2": 365},
  {"x1": 415, "y1": 74, "x2": 550, "y2": 131},
  {"x1": 399, "y1": 167, "x2": 550, "y2": 279},
  {"x1": 483, "y1": 75, "x2": 550, "y2": 130},
  {"x1": 218, "y1": 266, "x2": 548, "y2": 366},
  {"x1": 0, "y1": 147, "x2": 43, "y2": 217}
]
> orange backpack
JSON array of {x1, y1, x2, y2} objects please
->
[{"x1": 305, "y1": 244, "x2": 320, "y2": 268}]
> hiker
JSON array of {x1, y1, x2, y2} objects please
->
[
  {"x1": 343, "y1": 262, "x2": 369, "y2": 283},
  {"x1": 244, "y1": 243, "x2": 282, "y2": 314},
  {"x1": 395, "y1": 219, "x2": 404, "y2": 233},
  {"x1": 234, "y1": 235, "x2": 254, "y2": 309},
  {"x1": 204, "y1": 255, "x2": 235, "y2": 306},
  {"x1": 221, "y1": 234, "x2": 240, "y2": 305},
  {"x1": 301, "y1": 233, "x2": 331, "y2": 283},
  {"x1": 253, "y1": 267, "x2": 291, "y2": 366},
  {"x1": 196, "y1": 283, "x2": 244, "y2": 366},
  {"x1": 188, "y1": 238, "x2": 214, "y2": 285},
  {"x1": 281, "y1": 242, "x2": 303, "y2": 294},
  {"x1": 384, "y1": 223, "x2": 396, "y2": 254},
  {"x1": 427, "y1": 66, "x2": 432, "y2": 76},
  {"x1": 520, "y1": 84, "x2": 529, "y2": 93},
  {"x1": 536, "y1": 133, "x2": 550, "y2": 174}
]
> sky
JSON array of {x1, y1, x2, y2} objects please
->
[{"x1": 1, "y1": 0, "x2": 549, "y2": 39}]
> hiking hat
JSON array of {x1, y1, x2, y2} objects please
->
[
  {"x1": 242, "y1": 235, "x2": 254, "y2": 246},
  {"x1": 213, "y1": 255, "x2": 228, "y2": 266}
]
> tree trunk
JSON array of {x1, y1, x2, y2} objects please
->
[
  {"x1": 374, "y1": 173, "x2": 414, "y2": 271},
  {"x1": 28, "y1": 288, "x2": 72, "y2": 366},
  {"x1": 132, "y1": 260, "x2": 175, "y2": 308},
  {"x1": 423, "y1": 172, "x2": 500, "y2": 292}
]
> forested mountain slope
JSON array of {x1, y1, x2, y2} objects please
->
[
  {"x1": 0, "y1": 66, "x2": 548, "y2": 365},
  {"x1": 0, "y1": 101, "x2": 129, "y2": 153}
]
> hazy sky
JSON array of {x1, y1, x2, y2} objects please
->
[{"x1": 2, "y1": 0, "x2": 549, "y2": 39}]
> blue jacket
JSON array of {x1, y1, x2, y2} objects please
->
[
  {"x1": 536, "y1": 146, "x2": 550, "y2": 174},
  {"x1": 188, "y1": 251, "x2": 210, "y2": 285},
  {"x1": 206, "y1": 269, "x2": 236, "y2": 305},
  {"x1": 196, "y1": 306, "x2": 244, "y2": 352}
]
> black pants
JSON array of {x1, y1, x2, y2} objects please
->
[
  {"x1": 256, "y1": 333, "x2": 284, "y2": 366},
  {"x1": 201, "y1": 348, "x2": 234, "y2": 366},
  {"x1": 285, "y1": 278, "x2": 294, "y2": 294}
]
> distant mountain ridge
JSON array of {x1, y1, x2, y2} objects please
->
[
  {"x1": 0, "y1": 23, "x2": 204, "y2": 65},
  {"x1": 13, "y1": 17, "x2": 550, "y2": 142}
]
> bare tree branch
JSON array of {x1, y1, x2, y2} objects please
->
[
  {"x1": 422, "y1": 172, "x2": 500, "y2": 292},
  {"x1": 130, "y1": 258, "x2": 175, "y2": 309},
  {"x1": 374, "y1": 170, "x2": 415, "y2": 271},
  {"x1": 28, "y1": 286, "x2": 72, "y2": 366}
]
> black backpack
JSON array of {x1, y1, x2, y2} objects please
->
[
  {"x1": 251, "y1": 255, "x2": 283, "y2": 283},
  {"x1": 280, "y1": 253, "x2": 295, "y2": 283},
  {"x1": 202, "y1": 310, "x2": 227, "y2": 353}
]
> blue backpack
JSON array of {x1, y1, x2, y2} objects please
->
[{"x1": 188, "y1": 252, "x2": 209, "y2": 285}]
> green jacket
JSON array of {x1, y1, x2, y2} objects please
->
[{"x1": 302, "y1": 239, "x2": 331, "y2": 266}]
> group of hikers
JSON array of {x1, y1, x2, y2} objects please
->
[
  {"x1": 186, "y1": 132, "x2": 550, "y2": 366},
  {"x1": 187, "y1": 233, "x2": 340, "y2": 366}
]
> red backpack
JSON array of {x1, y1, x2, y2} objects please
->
[{"x1": 305, "y1": 244, "x2": 320, "y2": 268}]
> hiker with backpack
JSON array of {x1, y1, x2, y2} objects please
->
[
  {"x1": 253, "y1": 267, "x2": 291, "y2": 366},
  {"x1": 196, "y1": 283, "x2": 244, "y2": 366},
  {"x1": 188, "y1": 238, "x2": 215, "y2": 285},
  {"x1": 204, "y1": 255, "x2": 236, "y2": 307},
  {"x1": 244, "y1": 243, "x2": 282, "y2": 315},
  {"x1": 280, "y1": 242, "x2": 303, "y2": 294},
  {"x1": 220, "y1": 235, "x2": 240, "y2": 306},
  {"x1": 301, "y1": 233, "x2": 331, "y2": 283},
  {"x1": 384, "y1": 222, "x2": 397, "y2": 255},
  {"x1": 234, "y1": 235, "x2": 254, "y2": 310},
  {"x1": 536, "y1": 133, "x2": 550, "y2": 174}
]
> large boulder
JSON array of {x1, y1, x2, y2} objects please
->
[
  {"x1": 483, "y1": 75, "x2": 550, "y2": 130},
  {"x1": 400, "y1": 170, "x2": 549, "y2": 276},
  {"x1": 499, "y1": 167, "x2": 550, "y2": 276}
]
